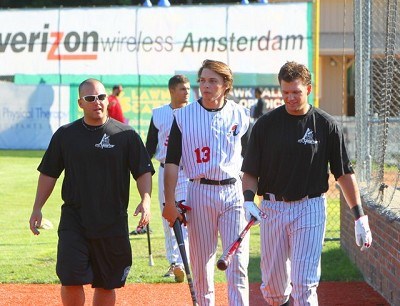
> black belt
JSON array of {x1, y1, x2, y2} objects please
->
[
  {"x1": 189, "y1": 178, "x2": 237, "y2": 186},
  {"x1": 263, "y1": 193, "x2": 321, "y2": 202}
]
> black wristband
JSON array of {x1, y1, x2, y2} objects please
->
[
  {"x1": 351, "y1": 204, "x2": 365, "y2": 220},
  {"x1": 243, "y1": 190, "x2": 255, "y2": 201}
]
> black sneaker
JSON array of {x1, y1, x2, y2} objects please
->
[{"x1": 163, "y1": 263, "x2": 176, "y2": 277}]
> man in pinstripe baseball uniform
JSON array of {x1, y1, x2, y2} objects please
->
[
  {"x1": 163, "y1": 59, "x2": 251, "y2": 306},
  {"x1": 241, "y1": 61, "x2": 372, "y2": 306},
  {"x1": 145, "y1": 75, "x2": 191, "y2": 282}
]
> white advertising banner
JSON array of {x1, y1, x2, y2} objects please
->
[
  {"x1": 0, "y1": 82, "x2": 70, "y2": 149},
  {"x1": 0, "y1": 3, "x2": 311, "y2": 76}
]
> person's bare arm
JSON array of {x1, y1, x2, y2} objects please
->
[
  {"x1": 133, "y1": 172, "x2": 152, "y2": 228},
  {"x1": 242, "y1": 172, "x2": 258, "y2": 196},
  {"x1": 29, "y1": 173, "x2": 57, "y2": 235},
  {"x1": 162, "y1": 163, "x2": 180, "y2": 227},
  {"x1": 337, "y1": 173, "x2": 372, "y2": 250},
  {"x1": 337, "y1": 173, "x2": 361, "y2": 209}
]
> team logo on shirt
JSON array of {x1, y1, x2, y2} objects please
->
[
  {"x1": 298, "y1": 128, "x2": 318, "y2": 145},
  {"x1": 227, "y1": 123, "x2": 240, "y2": 137},
  {"x1": 95, "y1": 134, "x2": 115, "y2": 149}
]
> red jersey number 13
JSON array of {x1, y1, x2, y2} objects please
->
[{"x1": 194, "y1": 147, "x2": 210, "y2": 163}]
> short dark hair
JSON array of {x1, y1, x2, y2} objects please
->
[
  {"x1": 168, "y1": 75, "x2": 190, "y2": 89},
  {"x1": 113, "y1": 85, "x2": 122, "y2": 91},
  {"x1": 255, "y1": 87, "x2": 262, "y2": 95},
  {"x1": 278, "y1": 61, "x2": 311, "y2": 86},
  {"x1": 197, "y1": 59, "x2": 233, "y2": 98},
  {"x1": 79, "y1": 78, "x2": 103, "y2": 96}
]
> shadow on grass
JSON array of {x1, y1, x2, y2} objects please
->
[{"x1": 321, "y1": 241, "x2": 363, "y2": 281}]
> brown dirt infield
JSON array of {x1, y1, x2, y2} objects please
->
[{"x1": 0, "y1": 282, "x2": 389, "y2": 305}]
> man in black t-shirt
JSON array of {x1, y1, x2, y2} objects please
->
[
  {"x1": 29, "y1": 78, "x2": 154, "y2": 305},
  {"x1": 241, "y1": 62, "x2": 372, "y2": 306}
]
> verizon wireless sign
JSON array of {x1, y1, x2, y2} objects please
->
[{"x1": 0, "y1": 4, "x2": 312, "y2": 76}]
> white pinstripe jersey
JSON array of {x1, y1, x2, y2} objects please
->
[
  {"x1": 152, "y1": 104, "x2": 175, "y2": 163},
  {"x1": 174, "y1": 99, "x2": 250, "y2": 180},
  {"x1": 152, "y1": 104, "x2": 188, "y2": 198}
]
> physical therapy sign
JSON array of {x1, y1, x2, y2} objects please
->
[{"x1": 0, "y1": 3, "x2": 312, "y2": 76}]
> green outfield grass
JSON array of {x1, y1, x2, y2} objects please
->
[{"x1": 0, "y1": 150, "x2": 362, "y2": 284}]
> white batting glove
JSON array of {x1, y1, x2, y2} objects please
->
[
  {"x1": 354, "y1": 215, "x2": 372, "y2": 251},
  {"x1": 243, "y1": 201, "x2": 263, "y2": 225}
]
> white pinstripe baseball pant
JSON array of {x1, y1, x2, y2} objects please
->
[
  {"x1": 260, "y1": 196, "x2": 326, "y2": 306},
  {"x1": 186, "y1": 180, "x2": 249, "y2": 306}
]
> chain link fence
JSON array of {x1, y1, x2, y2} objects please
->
[
  {"x1": 326, "y1": 0, "x2": 400, "y2": 239},
  {"x1": 354, "y1": 0, "x2": 400, "y2": 221}
]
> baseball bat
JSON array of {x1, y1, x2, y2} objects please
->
[
  {"x1": 216, "y1": 216, "x2": 256, "y2": 271},
  {"x1": 146, "y1": 223, "x2": 154, "y2": 266},
  {"x1": 173, "y1": 220, "x2": 198, "y2": 306}
]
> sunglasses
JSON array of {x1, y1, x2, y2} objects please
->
[{"x1": 81, "y1": 94, "x2": 107, "y2": 102}]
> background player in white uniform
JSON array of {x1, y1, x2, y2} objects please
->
[
  {"x1": 163, "y1": 59, "x2": 250, "y2": 306},
  {"x1": 241, "y1": 61, "x2": 372, "y2": 306},
  {"x1": 145, "y1": 75, "x2": 191, "y2": 282}
]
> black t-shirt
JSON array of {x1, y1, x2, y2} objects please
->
[
  {"x1": 241, "y1": 105, "x2": 354, "y2": 200},
  {"x1": 38, "y1": 118, "x2": 154, "y2": 238}
]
